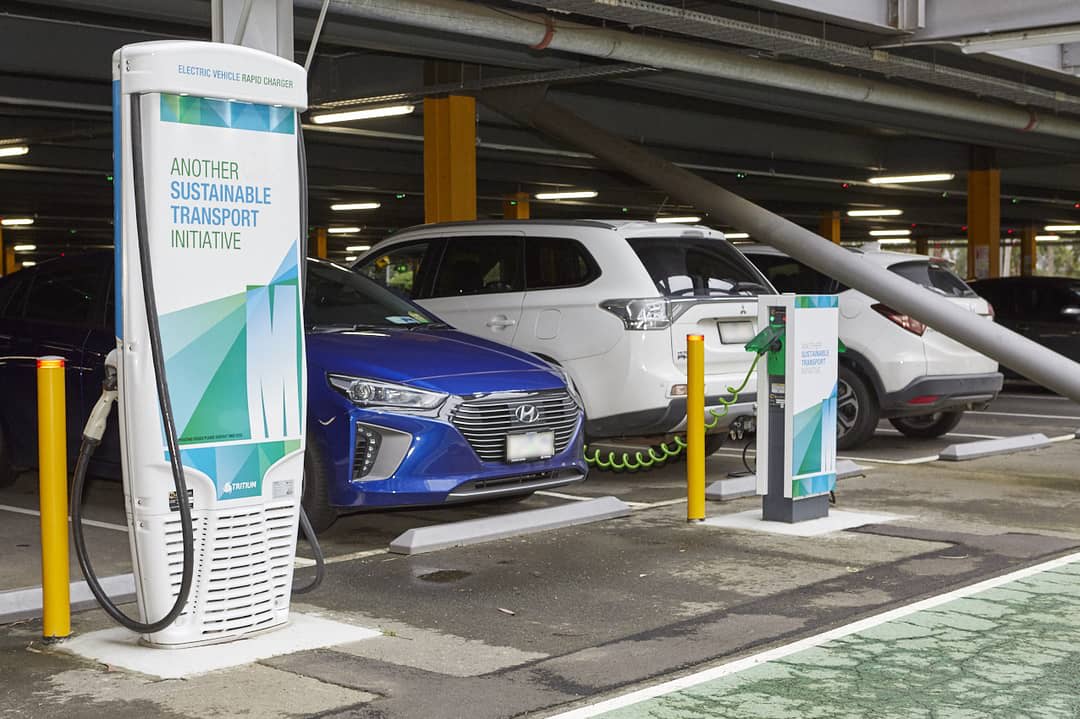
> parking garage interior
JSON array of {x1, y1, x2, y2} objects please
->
[{"x1": 3, "y1": 2, "x2": 1080, "y2": 718}]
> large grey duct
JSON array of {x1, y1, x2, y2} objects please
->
[
  {"x1": 299, "y1": 0, "x2": 1080, "y2": 142},
  {"x1": 480, "y1": 86, "x2": 1080, "y2": 402}
]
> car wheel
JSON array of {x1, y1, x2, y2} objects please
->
[
  {"x1": 704, "y1": 434, "x2": 725, "y2": 456},
  {"x1": 0, "y1": 423, "x2": 16, "y2": 488},
  {"x1": 301, "y1": 441, "x2": 339, "y2": 535},
  {"x1": 889, "y1": 411, "x2": 964, "y2": 439},
  {"x1": 836, "y1": 365, "x2": 878, "y2": 451}
]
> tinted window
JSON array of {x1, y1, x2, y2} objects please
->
[
  {"x1": 890, "y1": 260, "x2": 975, "y2": 298},
  {"x1": 746, "y1": 254, "x2": 841, "y2": 295},
  {"x1": 972, "y1": 282, "x2": 1017, "y2": 319},
  {"x1": 526, "y1": 237, "x2": 599, "y2": 290},
  {"x1": 306, "y1": 261, "x2": 440, "y2": 329},
  {"x1": 0, "y1": 274, "x2": 29, "y2": 319},
  {"x1": 24, "y1": 262, "x2": 102, "y2": 325},
  {"x1": 1040, "y1": 286, "x2": 1080, "y2": 321},
  {"x1": 627, "y1": 237, "x2": 770, "y2": 297},
  {"x1": 431, "y1": 236, "x2": 524, "y2": 297},
  {"x1": 357, "y1": 241, "x2": 434, "y2": 299}
]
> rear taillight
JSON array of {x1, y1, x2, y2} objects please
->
[
  {"x1": 600, "y1": 298, "x2": 672, "y2": 330},
  {"x1": 985, "y1": 302, "x2": 995, "y2": 320},
  {"x1": 872, "y1": 303, "x2": 927, "y2": 336}
]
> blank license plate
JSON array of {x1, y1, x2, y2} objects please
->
[{"x1": 506, "y1": 431, "x2": 555, "y2": 462}]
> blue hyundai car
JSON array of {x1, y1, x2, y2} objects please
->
[{"x1": 0, "y1": 253, "x2": 586, "y2": 532}]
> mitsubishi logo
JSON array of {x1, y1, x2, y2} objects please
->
[{"x1": 513, "y1": 404, "x2": 540, "y2": 424}]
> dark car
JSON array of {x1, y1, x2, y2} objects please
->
[
  {"x1": 0, "y1": 253, "x2": 587, "y2": 532},
  {"x1": 970, "y1": 276, "x2": 1080, "y2": 375}
]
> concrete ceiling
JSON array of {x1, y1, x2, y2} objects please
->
[{"x1": 3, "y1": 0, "x2": 1080, "y2": 261}]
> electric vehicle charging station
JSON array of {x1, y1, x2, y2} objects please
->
[
  {"x1": 72, "y1": 40, "x2": 311, "y2": 648},
  {"x1": 753, "y1": 295, "x2": 839, "y2": 523}
]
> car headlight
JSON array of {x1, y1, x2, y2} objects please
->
[{"x1": 327, "y1": 374, "x2": 448, "y2": 410}]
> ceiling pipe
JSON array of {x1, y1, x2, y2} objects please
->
[
  {"x1": 297, "y1": 0, "x2": 1080, "y2": 142},
  {"x1": 481, "y1": 85, "x2": 1080, "y2": 401}
]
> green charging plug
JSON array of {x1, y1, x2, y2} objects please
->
[{"x1": 745, "y1": 324, "x2": 784, "y2": 356}]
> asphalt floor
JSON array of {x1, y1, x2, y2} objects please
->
[{"x1": 2, "y1": 384, "x2": 1079, "y2": 718}]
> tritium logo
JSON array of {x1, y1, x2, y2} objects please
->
[{"x1": 223, "y1": 480, "x2": 257, "y2": 495}]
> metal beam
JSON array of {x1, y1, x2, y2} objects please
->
[{"x1": 911, "y1": 0, "x2": 1080, "y2": 42}]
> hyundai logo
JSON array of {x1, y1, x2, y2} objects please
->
[{"x1": 513, "y1": 404, "x2": 541, "y2": 424}]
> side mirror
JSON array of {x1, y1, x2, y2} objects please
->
[{"x1": 1061, "y1": 306, "x2": 1080, "y2": 318}]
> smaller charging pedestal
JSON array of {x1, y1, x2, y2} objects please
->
[
  {"x1": 754, "y1": 295, "x2": 839, "y2": 523},
  {"x1": 111, "y1": 41, "x2": 308, "y2": 647}
]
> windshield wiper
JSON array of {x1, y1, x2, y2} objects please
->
[
  {"x1": 308, "y1": 323, "x2": 387, "y2": 334},
  {"x1": 406, "y1": 321, "x2": 451, "y2": 330}
]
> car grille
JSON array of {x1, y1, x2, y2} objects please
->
[{"x1": 451, "y1": 390, "x2": 580, "y2": 462}]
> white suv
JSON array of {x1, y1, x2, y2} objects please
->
[
  {"x1": 356, "y1": 220, "x2": 773, "y2": 447},
  {"x1": 742, "y1": 243, "x2": 1003, "y2": 449}
]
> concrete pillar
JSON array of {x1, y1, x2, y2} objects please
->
[
  {"x1": 915, "y1": 236, "x2": 928, "y2": 255},
  {"x1": 313, "y1": 227, "x2": 327, "y2": 259},
  {"x1": 966, "y1": 147, "x2": 1001, "y2": 279},
  {"x1": 0, "y1": 226, "x2": 4, "y2": 277},
  {"x1": 424, "y1": 95, "x2": 477, "y2": 223},
  {"x1": 503, "y1": 192, "x2": 530, "y2": 219},
  {"x1": 1021, "y1": 224, "x2": 1037, "y2": 277},
  {"x1": 818, "y1": 210, "x2": 841, "y2": 244}
]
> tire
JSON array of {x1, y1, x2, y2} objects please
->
[
  {"x1": 836, "y1": 365, "x2": 879, "y2": 451},
  {"x1": 301, "y1": 441, "x2": 339, "y2": 535},
  {"x1": 0, "y1": 422, "x2": 16, "y2": 488},
  {"x1": 704, "y1": 434, "x2": 725, "y2": 456},
  {"x1": 889, "y1": 411, "x2": 964, "y2": 439}
]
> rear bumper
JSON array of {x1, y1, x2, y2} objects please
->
[
  {"x1": 880, "y1": 372, "x2": 1003, "y2": 418},
  {"x1": 585, "y1": 397, "x2": 756, "y2": 437}
]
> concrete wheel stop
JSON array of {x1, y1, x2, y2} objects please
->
[{"x1": 939, "y1": 433, "x2": 1050, "y2": 461}]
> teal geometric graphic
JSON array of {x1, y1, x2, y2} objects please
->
[
  {"x1": 160, "y1": 94, "x2": 295, "y2": 135},
  {"x1": 175, "y1": 439, "x2": 302, "y2": 500},
  {"x1": 793, "y1": 472, "x2": 835, "y2": 498},
  {"x1": 795, "y1": 295, "x2": 839, "y2": 308},
  {"x1": 792, "y1": 402, "x2": 823, "y2": 476}
]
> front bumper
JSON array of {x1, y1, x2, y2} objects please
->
[
  {"x1": 318, "y1": 406, "x2": 587, "y2": 509},
  {"x1": 585, "y1": 397, "x2": 756, "y2": 437},
  {"x1": 880, "y1": 372, "x2": 1003, "y2": 418}
]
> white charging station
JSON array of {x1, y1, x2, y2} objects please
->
[
  {"x1": 755, "y1": 295, "x2": 839, "y2": 523},
  {"x1": 113, "y1": 41, "x2": 307, "y2": 647}
]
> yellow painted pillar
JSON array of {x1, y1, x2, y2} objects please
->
[
  {"x1": 1021, "y1": 224, "x2": 1037, "y2": 276},
  {"x1": 686, "y1": 334, "x2": 705, "y2": 522},
  {"x1": 967, "y1": 149, "x2": 1001, "y2": 279},
  {"x1": 0, "y1": 226, "x2": 4, "y2": 277},
  {"x1": 314, "y1": 227, "x2": 327, "y2": 259},
  {"x1": 3, "y1": 245, "x2": 14, "y2": 275},
  {"x1": 503, "y1": 192, "x2": 530, "y2": 220},
  {"x1": 818, "y1": 210, "x2": 841, "y2": 244},
  {"x1": 37, "y1": 356, "x2": 70, "y2": 642},
  {"x1": 424, "y1": 95, "x2": 477, "y2": 223}
]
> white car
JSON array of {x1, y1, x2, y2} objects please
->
[
  {"x1": 741, "y1": 243, "x2": 1003, "y2": 449},
  {"x1": 356, "y1": 220, "x2": 773, "y2": 450}
]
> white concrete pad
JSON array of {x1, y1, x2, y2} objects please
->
[
  {"x1": 701, "y1": 508, "x2": 905, "y2": 537},
  {"x1": 0, "y1": 573, "x2": 135, "y2": 624},
  {"x1": 389, "y1": 495, "x2": 631, "y2": 555},
  {"x1": 59, "y1": 612, "x2": 380, "y2": 679},
  {"x1": 939, "y1": 433, "x2": 1049, "y2": 461}
]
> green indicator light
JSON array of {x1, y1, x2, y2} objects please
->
[
  {"x1": 395, "y1": 193, "x2": 406, "y2": 199},
  {"x1": 69, "y1": 229, "x2": 77, "y2": 235},
  {"x1": 509, "y1": 200, "x2": 517, "y2": 206},
  {"x1": 621, "y1": 207, "x2": 628, "y2": 213},
  {"x1": 106, "y1": 175, "x2": 113, "y2": 182}
]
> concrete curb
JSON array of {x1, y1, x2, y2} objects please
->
[
  {"x1": 836, "y1": 459, "x2": 866, "y2": 479},
  {"x1": 0, "y1": 573, "x2": 135, "y2": 624},
  {"x1": 389, "y1": 496, "x2": 632, "y2": 555},
  {"x1": 939, "y1": 433, "x2": 1050, "y2": 461}
]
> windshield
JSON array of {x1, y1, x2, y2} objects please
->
[
  {"x1": 747, "y1": 253, "x2": 844, "y2": 295},
  {"x1": 626, "y1": 237, "x2": 771, "y2": 297},
  {"x1": 305, "y1": 260, "x2": 442, "y2": 329},
  {"x1": 889, "y1": 260, "x2": 976, "y2": 298}
]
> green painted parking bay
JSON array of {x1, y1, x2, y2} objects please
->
[{"x1": 568, "y1": 555, "x2": 1080, "y2": 719}]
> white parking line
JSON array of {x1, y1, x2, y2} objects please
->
[
  {"x1": 970, "y1": 410, "x2": 1080, "y2": 421},
  {"x1": 536, "y1": 490, "x2": 593, "y2": 502},
  {"x1": 0, "y1": 503, "x2": 128, "y2": 532},
  {"x1": 840, "y1": 454, "x2": 940, "y2": 465},
  {"x1": 547, "y1": 551, "x2": 1080, "y2": 719},
  {"x1": 295, "y1": 547, "x2": 387, "y2": 568},
  {"x1": 877, "y1": 428, "x2": 1003, "y2": 440},
  {"x1": 1000, "y1": 393, "x2": 1071, "y2": 401}
]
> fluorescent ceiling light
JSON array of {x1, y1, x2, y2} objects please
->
[
  {"x1": 877, "y1": 238, "x2": 911, "y2": 245},
  {"x1": 724, "y1": 232, "x2": 750, "y2": 239},
  {"x1": 869, "y1": 229, "x2": 912, "y2": 237},
  {"x1": 331, "y1": 202, "x2": 381, "y2": 211},
  {"x1": 327, "y1": 226, "x2": 361, "y2": 234},
  {"x1": 0, "y1": 145, "x2": 29, "y2": 158},
  {"x1": 1036, "y1": 235, "x2": 1061, "y2": 242},
  {"x1": 533, "y1": 190, "x2": 598, "y2": 200},
  {"x1": 345, "y1": 245, "x2": 371, "y2": 252},
  {"x1": 19, "y1": 260, "x2": 35, "y2": 267},
  {"x1": 847, "y1": 209, "x2": 903, "y2": 217},
  {"x1": 1, "y1": 217, "x2": 33, "y2": 226},
  {"x1": 311, "y1": 104, "x2": 415, "y2": 125},
  {"x1": 344, "y1": 256, "x2": 357, "y2": 262},
  {"x1": 1044, "y1": 225, "x2": 1080, "y2": 232},
  {"x1": 13, "y1": 244, "x2": 36, "y2": 251},
  {"x1": 868, "y1": 173, "x2": 955, "y2": 185},
  {"x1": 655, "y1": 216, "x2": 702, "y2": 224}
]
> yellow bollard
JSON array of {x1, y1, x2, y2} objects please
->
[
  {"x1": 686, "y1": 335, "x2": 706, "y2": 522},
  {"x1": 37, "y1": 355, "x2": 70, "y2": 641}
]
